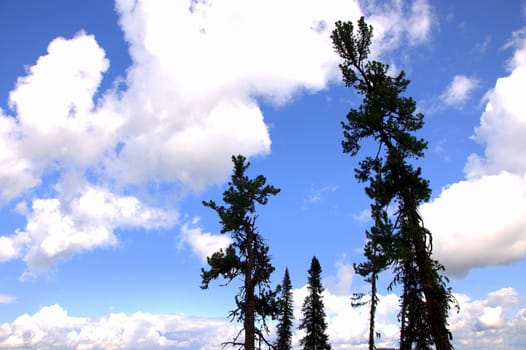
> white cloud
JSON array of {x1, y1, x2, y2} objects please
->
[
  {"x1": 0, "y1": 236, "x2": 20, "y2": 262},
  {"x1": 324, "y1": 259, "x2": 354, "y2": 296},
  {"x1": 448, "y1": 288, "x2": 526, "y2": 349},
  {"x1": 466, "y1": 70, "x2": 526, "y2": 177},
  {"x1": 421, "y1": 172, "x2": 526, "y2": 276},
  {"x1": 0, "y1": 287, "x2": 524, "y2": 349},
  {"x1": 4, "y1": 32, "x2": 120, "y2": 191},
  {"x1": 0, "y1": 186, "x2": 176, "y2": 277},
  {"x1": 0, "y1": 113, "x2": 40, "y2": 201},
  {"x1": 0, "y1": 304, "x2": 237, "y2": 349},
  {"x1": 365, "y1": 0, "x2": 436, "y2": 53},
  {"x1": 179, "y1": 218, "x2": 230, "y2": 262},
  {"x1": 9, "y1": 32, "x2": 110, "y2": 134},
  {"x1": 407, "y1": 0, "x2": 435, "y2": 44},
  {"x1": 422, "y1": 27, "x2": 526, "y2": 277},
  {"x1": 440, "y1": 75, "x2": 479, "y2": 107}
]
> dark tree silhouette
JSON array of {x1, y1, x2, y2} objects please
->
[
  {"x1": 331, "y1": 17, "x2": 456, "y2": 350},
  {"x1": 201, "y1": 155, "x2": 280, "y2": 350},
  {"x1": 299, "y1": 256, "x2": 331, "y2": 350},
  {"x1": 275, "y1": 268, "x2": 294, "y2": 350}
]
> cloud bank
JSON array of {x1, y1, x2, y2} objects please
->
[
  {"x1": 0, "y1": 304, "x2": 237, "y2": 350},
  {"x1": 0, "y1": 286, "x2": 523, "y2": 349},
  {"x1": 422, "y1": 28, "x2": 526, "y2": 276}
]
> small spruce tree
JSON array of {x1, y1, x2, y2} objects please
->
[
  {"x1": 275, "y1": 268, "x2": 294, "y2": 350},
  {"x1": 299, "y1": 256, "x2": 331, "y2": 350}
]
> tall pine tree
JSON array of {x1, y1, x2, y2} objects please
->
[
  {"x1": 331, "y1": 17, "x2": 456, "y2": 350},
  {"x1": 299, "y1": 256, "x2": 331, "y2": 350},
  {"x1": 275, "y1": 268, "x2": 294, "y2": 350},
  {"x1": 201, "y1": 155, "x2": 280, "y2": 350}
]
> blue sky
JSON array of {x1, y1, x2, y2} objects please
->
[{"x1": 0, "y1": 0, "x2": 525, "y2": 349}]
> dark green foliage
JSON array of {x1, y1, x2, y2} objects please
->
[
  {"x1": 201, "y1": 155, "x2": 280, "y2": 350},
  {"x1": 299, "y1": 257, "x2": 331, "y2": 350},
  {"x1": 331, "y1": 17, "x2": 456, "y2": 350},
  {"x1": 275, "y1": 268, "x2": 294, "y2": 350}
]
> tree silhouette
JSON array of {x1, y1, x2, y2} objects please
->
[
  {"x1": 299, "y1": 256, "x2": 331, "y2": 350},
  {"x1": 331, "y1": 17, "x2": 456, "y2": 350},
  {"x1": 275, "y1": 268, "x2": 294, "y2": 350},
  {"x1": 201, "y1": 155, "x2": 280, "y2": 350}
]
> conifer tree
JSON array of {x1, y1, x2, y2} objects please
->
[
  {"x1": 331, "y1": 17, "x2": 455, "y2": 350},
  {"x1": 201, "y1": 155, "x2": 280, "y2": 350},
  {"x1": 299, "y1": 256, "x2": 331, "y2": 350},
  {"x1": 276, "y1": 268, "x2": 294, "y2": 350}
]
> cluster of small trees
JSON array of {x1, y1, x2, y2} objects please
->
[
  {"x1": 201, "y1": 154, "x2": 331, "y2": 350},
  {"x1": 200, "y1": 16, "x2": 455, "y2": 350},
  {"x1": 277, "y1": 258, "x2": 332, "y2": 350}
]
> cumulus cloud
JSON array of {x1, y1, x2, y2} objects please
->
[
  {"x1": 0, "y1": 186, "x2": 176, "y2": 277},
  {"x1": 0, "y1": 32, "x2": 116, "y2": 202},
  {"x1": 421, "y1": 172, "x2": 526, "y2": 276},
  {"x1": 440, "y1": 75, "x2": 479, "y2": 107},
  {"x1": 107, "y1": 0, "x2": 364, "y2": 190},
  {"x1": 422, "y1": 28, "x2": 526, "y2": 276},
  {"x1": 0, "y1": 304, "x2": 237, "y2": 349},
  {"x1": 3, "y1": 287, "x2": 522, "y2": 349},
  {"x1": 179, "y1": 217, "x2": 230, "y2": 262},
  {"x1": 449, "y1": 287, "x2": 526, "y2": 349}
]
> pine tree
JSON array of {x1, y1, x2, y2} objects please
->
[
  {"x1": 201, "y1": 155, "x2": 280, "y2": 350},
  {"x1": 275, "y1": 268, "x2": 294, "y2": 350},
  {"x1": 331, "y1": 17, "x2": 456, "y2": 350},
  {"x1": 299, "y1": 256, "x2": 331, "y2": 350}
]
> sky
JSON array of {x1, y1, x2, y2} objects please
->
[{"x1": 0, "y1": 0, "x2": 525, "y2": 349}]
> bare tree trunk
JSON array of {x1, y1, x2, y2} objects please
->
[
  {"x1": 244, "y1": 227, "x2": 255, "y2": 350},
  {"x1": 403, "y1": 187, "x2": 452, "y2": 350},
  {"x1": 413, "y1": 234, "x2": 451, "y2": 350},
  {"x1": 368, "y1": 271, "x2": 377, "y2": 350}
]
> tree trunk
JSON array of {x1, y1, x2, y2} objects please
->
[
  {"x1": 244, "y1": 227, "x2": 255, "y2": 350},
  {"x1": 399, "y1": 258, "x2": 412, "y2": 350},
  {"x1": 413, "y1": 232, "x2": 451, "y2": 350},
  {"x1": 403, "y1": 187, "x2": 452, "y2": 350},
  {"x1": 368, "y1": 270, "x2": 377, "y2": 350}
]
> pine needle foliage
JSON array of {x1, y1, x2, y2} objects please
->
[{"x1": 201, "y1": 155, "x2": 280, "y2": 350}]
